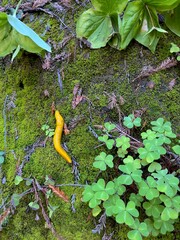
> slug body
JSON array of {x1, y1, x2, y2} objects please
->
[{"x1": 53, "y1": 110, "x2": 72, "y2": 164}]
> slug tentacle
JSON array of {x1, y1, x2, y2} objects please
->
[{"x1": 53, "y1": 110, "x2": 72, "y2": 164}]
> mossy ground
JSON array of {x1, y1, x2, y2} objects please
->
[{"x1": 0, "y1": 1, "x2": 180, "y2": 239}]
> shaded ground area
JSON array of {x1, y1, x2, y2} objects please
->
[{"x1": 0, "y1": 1, "x2": 180, "y2": 239}]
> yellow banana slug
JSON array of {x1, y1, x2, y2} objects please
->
[{"x1": 53, "y1": 110, "x2": 72, "y2": 164}]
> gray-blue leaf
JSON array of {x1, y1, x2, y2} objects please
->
[{"x1": 7, "y1": 15, "x2": 51, "y2": 52}]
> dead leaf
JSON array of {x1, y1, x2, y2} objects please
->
[
  {"x1": 44, "y1": 89, "x2": 50, "y2": 97},
  {"x1": 119, "y1": 96, "x2": 125, "y2": 105},
  {"x1": 147, "y1": 81, "x2": 155, "y2": 89},
  {"x1": 64, "y1": 123, "x2": 70, "y2": 135},
  {"x1": 51, "y1": 102, "x2": 56, "y2": 115},
  {"x1": 42, "y1": 53, "x2": 51, "y2": 70},
  {"x1": 133, "y1": 108, "x2": 147, "y2": 118},
  {"x1": 48, "y1": 185, "x2": 69, "y2": 203},
  {"x1": 72, "y1": 84, "x2": 86, "y2": 109},
  {"x1": 168, "y1": 78, "x2": 176, "y2": 90},
  {"x1": 107, "y1": 93, "x2": 117, "y2": 109}
]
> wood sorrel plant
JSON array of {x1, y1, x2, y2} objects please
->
[{"x1": 82, "y1": 115, "x2": 180, "y2": 240}]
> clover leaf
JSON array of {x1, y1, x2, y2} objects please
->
[
  {"x1": 129, "y1": 193, "x2": 144, "y2": 207},
  {"x1": 153, "y1": 219, "x2": 175, "y2": 235},
  {"x1": 161, "y1": 206, "x2": 179, "y2": 221},
  {"x1": 172, "y1": 145, "x2": 180, "y2": 155},
  {"x1": 152, "y1": 169, "x2": 179, "y2": 197},
  {"x1": 150, "y1": 118, "x2": 176, "y2": 142},
  {"x1": 104, "y1": 122, "x2": 116, "y2": 132},
  {"x1": 117, "y1": 148, "x2": 128, "y2": 158},
  {"x1": 123, "y1": 114, "x2": 141, "y2": 129},
  {"x1": 29, "y1": 201, "x2": 40, "y2": 210},
  {"x1": 118, "y1": 162, "x2": 143, "y2": 185},
  {"x1": 143, "y1": 198, "x2": 164, "y2": 218},
  {"x1": 98, "y1": 135, "x2": 114, "y2": 149},
  {"x1": 14, "y1": 175, "x2": 23, "y2": 185},
  {"x1": 144, "y1": 218, "x2": 160, "y2": 237},
  {"x1": 82, "y1": 179, "x2": 116, "y2": 209},
  {"x1": 115, "y1": 200, "x2": 139, "y2": 226},
  {"x1": 138, "y1": 139, "x2": 166, "y2": 163},
  {"x1": 93, "y1": 152, "x2": 114, "y2": 171},
  {"x1": 127, "y1": 219, "x2": 149, "y2": 240},
  {"x1": 138, "y1": 176, "x2": 159, "y2": 200},
  {"x1": 160, "y1": 194, "x2": 180, "y2": 209},
  {"x1": 148, "y1": 162, "x2": 162, "y2": 173},
  {"x1": 116, "y1": 136, "x2": 130, "y2": 150},
  {"x1": 141, "y1": 130, "x2": 157, "y2": 140},
  {"x1": 113, "y1": 177, "x2": 126, "y2": 196}
]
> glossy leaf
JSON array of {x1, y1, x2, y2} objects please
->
[
  {"x1": 76, "y1": 9, "x2": 114, "y2": 49},
  {"x1": 135, "y1": 5, "x2": 164, "y2": 52},
  {"x1": 120, "y1": 1, "x2": 144, "y2": 49},
  {"x1": 91, "y1": 0, "x2": 128, "y2": 14},
  {"x1": 142, "y1": 0, "x2": 180, "y2": 11},
  {"x1": 165, "y1": 5, "x2": 180, "y2": 37}
]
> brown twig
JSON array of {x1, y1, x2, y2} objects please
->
[{"x1": 132, "y1": 57, "x2": 178, "y2": 82}]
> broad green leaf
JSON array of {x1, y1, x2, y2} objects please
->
[
  {"x1": 135, "y1": 6, "x2": 162, "y2": 52},
  {"x1": 142, "y1": 0, "x2": 180, "y2": 11},
  {"x1": 120, "y1": 0, "x2": 144, "y2": 49},
  {"x1": 108, "y1": 13, "x2": 121, "y2": 49},
  {"x1": 0, "y1": 28, "x2": 17, "y2": 57},
  {"x1": 91, "y1": 0, "x2": 128, "y2": 14},
  {"x1": 8, "y1": 15, "x2": 51, "y2": 52},
  {"x1": 76, "y1": 9, "x2": 114, "y2": 48}
]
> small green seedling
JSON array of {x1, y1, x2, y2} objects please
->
[
  {"x1": 41, "y1": 124, "x2": 55, "y2": 137},
  {"x1": 170, "y1": 43, "x2": 180, "y2": 61},
  {"x1": 123, "y1": 114, "x2": 141, "y2": 129}
]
